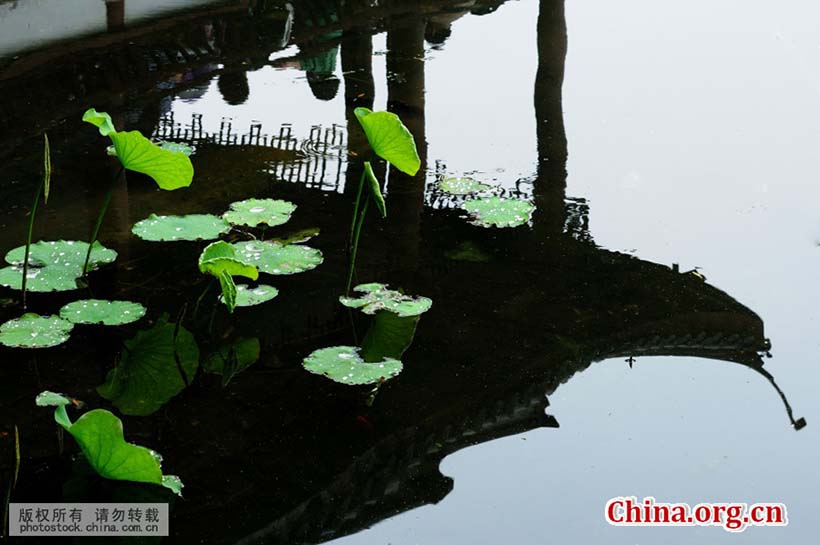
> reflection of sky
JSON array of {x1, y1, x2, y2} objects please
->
[{"x1": 326, "y1": 0, "x2": 820, "y2": 544}]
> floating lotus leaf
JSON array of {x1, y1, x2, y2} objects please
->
[
  {"x1": 158, "y1": 141, "x2": 194, "y2": 156},
  {"x1": 462, "y1": 197, "x2": 535, "y2": 228},
  {"x1": 354, "y1": 108, "x2": 420, "y2": 175},
  {"x1": 231, "y1": 241, "x2": 323, "y2": 275},
  {"x1": 60, "y1": 300, "x2": 146, "y2": 326},
  {"x1": 222, "y1": 198, "x2": 297, "y2": 228},
  {"x1": 221, "y1": 284, "x2": 279, "y2": 308},
  {"x1": 340, "y1": 283, "x2": 432, "y2": 317},
  {"x1": 5, "y1": 240, "x2": 117, "y2": 271},
  {"x1": 273, "y1": 227, "x2": 320, "y2": 245},
  {"x1": 0, "y1": 314, "x2": 74, "y2": 348},
  {"x1": 97, "y1": 315, "x2": 199, "y2": 416},
  {"x1": 439, "y1": 177, "x2": 493, "y2": 195},
  {"x1": 204, "y1": 337, "x2": 261, "y2": 385},
  {"x1": 0, "y1": 265, "x2": 82, "y2": 292},
  {"x1": 302, "y1": 346, "x2": 402, "y2": 385},
  {"x1": 36, "y1": 391, "x2": 183, "y2": 495},
  {"x1": 132, "y1": 213, "x2": 231, "y2": 242}
]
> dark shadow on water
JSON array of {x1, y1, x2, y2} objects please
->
[{"x1": 0, "y1": 1, "x2": 805, "y2": 544}]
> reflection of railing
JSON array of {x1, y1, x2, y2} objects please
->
[{"x1": 153, "y1": 113, "x2": 348, "y2": 192}]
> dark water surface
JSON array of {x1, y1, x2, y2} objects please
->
[{"x1": 0, "y1": 0, "x2": 818, "y2": 544}]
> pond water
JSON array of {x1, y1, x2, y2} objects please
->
[{"x1": 1, "y1": 0, "x2": 818, "y2": 544}]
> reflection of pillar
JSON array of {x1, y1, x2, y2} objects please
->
[
  {"x1": 532, "y1": 0, "x2": 568, "y2": 236},
  {"x1": 385, "y1": 17, "x2": 427, "y2": 271},
  {"x1": 341, "y1": 29, "x2": 375, "y2": 199},
  {"x1": 106, "y1": 1, "x2": 125, "y2": 32}
]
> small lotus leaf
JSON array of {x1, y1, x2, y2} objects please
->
[
  {"x1": 440, "y1": 177, "x2": 493, "y2": 195},
  {"x1": 97, "y1": 315, "x2": 199, "y2": 416},
  {"x1": 462, "y1": 197, "x2": 535, "y2": 228},
  {"x1": 222, "y1": 198, "x2": 297, "y2": 228},
  {"x1": 132, "y1": 214, "x2": 231, "y2": 242},
  {"x1": 0, "y1": 314, "x2": 74, "y2": 348},
  {"x1": 340, "y1": 283, "x2": 432, "y2": 317},
  {"x1": 354, "y1": 108, "x2": 420, "y2": 175},
  {"x1": 198, "y1": 241, "x2": 259, "y2": 280},
  {"x1": 221, "y1": 284, "x2": 279, "y2": 308},
  {"x1": 82, "y1": 108, "x2": 116, "y2": 136},
  {"x1": 302, "y1": 346, "x2": 402, "y2": 385},
  {"x1": 232, "y1": 241, "x2": 323, "y2": 275},
  {"x1": 60, "y1": 300, "x2": 146, "y2": 326}
]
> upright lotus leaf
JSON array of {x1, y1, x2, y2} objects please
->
[
  {"x1": 232, "y1": 241, "x2": 323, "y2": 275},
  {"x1": 199, "y1": 241, "x2": 258, "y2": 314},
  {"x1": 204, "y1": 337, "x2": 261, "y2": 385},
  {"x1": 222, "y1": 198, "x2": 297, "y2": 228},
  {"x1": 462, "y1": 197, "x2": 535, "y2": 228},
  {"x1": 354, "y1": 108, "x2": 420, "y2": 175},
  {"x1": 6, "y1": 240, "x2": 117, "y2": 271},
  {"x1": 83, "y1": 109, "x2": 194, "y2": 190},
  {"x1": 360, "y1": 311, "x2": 420, "y2": 363},
  {"x1": 35, "y1": 391, "x2": 72, "y2": 429},
  {"x1": 340, "y1": 283, "x2": 432, "y2": 317},
  {"x1": 364, "y1": 162, "x2": 386, "y2": 217},
  {"x1": 221, "y1": 284, "x2": 279, "y2": 308},
  {"x1": 132, "y1": 214, "x2": 231, "y2": 242},
  {"x1": 109, "y1": 131, "x2": 193, "y2": 190},
  {"x1": 218, "y1": 270, "x2": 238, "y2": 313},
  {"x1": 198, "y1": 241, "x2": 259, "y2": 280},
  {"x1": 60, "y1": 300, "x2": 146, "y2": 326},
  {"x1": 97, "y1": 315, "x2": 199, "y2": 416},
  {"x1": 82, "y1": 108, "x2": 116, "y2": 136},
  {"x1": 302, "y1": 346, "x2": 402, "y2": 385},
  {"x1": 35, "y1": 391, "x2": 183, "y2": 495},
  {"x1": 439, "y1": 177, "x2": 494, "y2": 195},
  {"x1": 0, "y1": 314, "x2": 74, "y2": 348}
]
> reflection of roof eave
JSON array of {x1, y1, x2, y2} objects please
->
[{"x1": 236, "y1": 383, "x2": 557, "y2": 545}]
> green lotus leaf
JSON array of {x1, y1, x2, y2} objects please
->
[
  {"x1": 222, "y1": 198, "x2": 297, "y2": 228},
  {"x1": 340, "y1": 283, "x2": 432, "y2": 317},
  {"x1": 302, "y1": 346, "x2": 402, "y2": 385},
  {"x1": 221, "y1": 284, "x2": 279, "y2": 308},
  {"x1": 198, "y1": 241, "x2": 259, "y2": 280},
  {"x1": 36, "y1": 391, "x2": 183, "y2": 495},
  {"x1": 273, "y1": 227, "x2": 320, "y2": 245},
  {"x1": 461, "y1": 197, "x2": 535, "y2": 228},
  {"x1": 231, "y1": 241, "x2": 323, "y2": 275},
  {"x1": 0, "y1": 265, "x2": 82, "y2": 292},
  {"x1": 364, "y1": 162, "x2": 386, "y2": 217},
  {"x1": 5, "y1": 240, "x2": 117, "y2": 272},
  {"x1": 158, "y1": 141, "x2": 194, "y2": 156},
  {"x1": 354, "y1": 108, "x2": 420, "y2": 175},
  {"x1": 360, "y1": 311, "x2": 419, "y2": 363},
  {"x1": 0, "y1": 314, "x2": 74, "y2": 348},
  {"x1": 97, "y1": 315, "x2": 199, "y2": 416},
  {"x1": 60, "y1": 300, "x2": 146, "y2": 326},
  {"x1": 204, "y1": 337, "x2": 261, "y2": 385},
  {"x1": 439, "y1": 177, "x2": 494, "y2": 195},
  {"x1": 132, "y1": 213, "x2": 231, "y2": 242},
  {"x1": 82, "y1": 108, "x2": 116, "y2": 136},
  {"x1": 109, "y1": 131, "x2": 193, "y2": 190},
  {"x1": 218, "y1": 270, "x2": 238, "y2": 313}
]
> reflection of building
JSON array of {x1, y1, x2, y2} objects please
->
[{"x1": 0, "y1": 1, "x2": 803, "y2": 545}]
